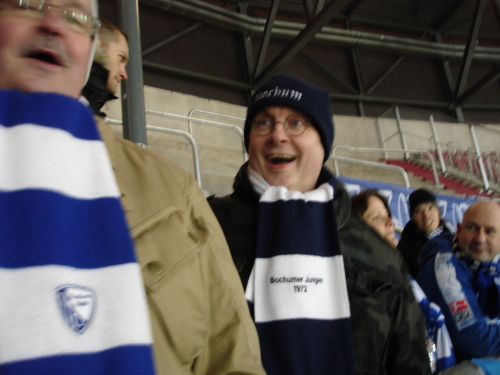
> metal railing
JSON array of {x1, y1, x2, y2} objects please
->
[
  {"x1": 329, "y1": 155, "x2": 411, "y2": 188},
  {"x1": 146, "y1": 109, "x2": 247, "y2": 162},
  {"x1": 377, "y1": 105, "x2": 500, "y2": 193},
  {"x1": 332, "y1": 146, "x2": 442, "y2": 188},
  {"x1": 187, "y1": 109, "x2": 246, "y2": 162},
  {"x1": 106, "y1": 118, "x2": 203, "y2": 188},
  {"x1": 108, "y1": 104, "x2": 499, "y2": 196}
]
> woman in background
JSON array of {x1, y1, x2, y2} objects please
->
[{"x1": 351, "y1": 189, "x2": 398, "y2": 248}]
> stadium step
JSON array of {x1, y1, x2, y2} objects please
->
[{"x1": 384, "y1": 159, "x2": 495, "y2": 198}]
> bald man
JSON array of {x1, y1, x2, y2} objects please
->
[{"x1": 417, "y1": 200, "x2": 500, "y2": 374}]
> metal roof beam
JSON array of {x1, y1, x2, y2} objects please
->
[
  {"x1": 344, "y1": 17, "x2": 365, "y2": 116},
  {"x1": 140, "y1": 0, "x2": 500, "y2": 61},
  {"x1": 434, "y1": 32, "x2": 456, "y2": 105},
  {"x1": 254, "y1": 0, "x2": 280, "y2": 78},
  {"x1": 237, "y1": 0, "x2": 256, "y2": 85},
  {"x1": 434, "y1": 0, "x2": 468, "y2": 34},
  {"x1": 456, "y1": 64, "x2": 500, "y2": 106},
  {"x1": 142, "y1": 60, "x2": 500, "y2": 112},
  {"x1": 343, "y1": 0, "x2": 364, "y2": 17},
  {"x1": 301, "y1": 0, "x2": 315, "y2": 22},
  {"x1": 366, "y1": 32, "x2": 429, "y2": 95},
  {"x1": 254, "y1": 0, "x2": 353, "y2": 85},
  {"x1": 454, "y1": 0, "x2": 487, "y2": 99},
  {"x1": 143, "y1": 61, "x2": 252, "y2": 89},
  {"x1": 142, "y1": 23, "x2": 203, "y2": 57},
  {"x1": 300, "y1": 50, "x2": 358, "y2": 94},
  {"x1": 315, "y1": 0, "x2": 326, "y2": 16}
]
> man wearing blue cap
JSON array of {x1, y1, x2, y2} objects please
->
[
  {"x1": 399, "y1": 188, "x2": 453, "y2": 278},
  {"x1": 209, "y1": 73, "x2": 432, "y2": 375}
]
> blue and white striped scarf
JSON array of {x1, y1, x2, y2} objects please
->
[
  {"x1": 410, "y1": 278, "x2": 456, "y2": 373},
  {"x1": 458, "y1": 251, "x2": 500, "y2": 319},
  {"x1": 0, "y1": 90, "x2": 155, "y2": 374},
  {"x1": 245, "y1": 177, "x2": 355, "y2": 375}
]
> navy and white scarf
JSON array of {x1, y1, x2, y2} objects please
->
[
  {"x1": 245, "y1": 170, "x2": 355, "y2": 375},
  {"x1": 0, "y1": 90, "x2": 155, "y2": 374}
]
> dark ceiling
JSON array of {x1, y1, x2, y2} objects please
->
[{"x1": 99, "y1": 0, "x2": 500, "y2": 123}]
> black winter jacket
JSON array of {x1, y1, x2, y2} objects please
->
[
  {"x1": 81, "y1": 62, "x2": 118, "y2": 118},
  {"x1": 209, "y1": 164, "x2": 431, "y2": 375},
  {"x1": 398, "y1": 219, "x2": 451, "y2": 278}
]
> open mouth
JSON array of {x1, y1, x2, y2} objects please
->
[
  {"x1": 27, "y1": 50, "x2": 62, "y2": 66},
  {"x1": 268, "y1": 155, "x2": 296, "y2": 165}
]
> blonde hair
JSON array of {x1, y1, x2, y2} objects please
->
[
  {"x1": 98, "y1": 18, "x2": 128, "y2": 48},
  {"x1": 94, "y1": 18, "x2": 128, "y2": 66}
]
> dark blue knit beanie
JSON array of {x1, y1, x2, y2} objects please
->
[
  {"x1": 244, "y1": 73, "x2": 334, "y2": 162},
  {"x1": 409, "y1": 188, "x2": 438, "y2": 216}
]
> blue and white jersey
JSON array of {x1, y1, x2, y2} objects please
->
[{"x1": 417, "y1": 232, "x2": 500, "y2": 364}]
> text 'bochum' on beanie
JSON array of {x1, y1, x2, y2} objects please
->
[
  {"x1": 244, "y1": 73, "x2": 334, "y2": 163},
  {"x1": 409, "y1": 188, "x2": 438, "y2": 216}
]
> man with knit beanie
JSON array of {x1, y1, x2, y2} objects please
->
[
  {"x1": 209, "y1": 73, "x2": 432, "y2": 375},
  {"x1": 399, "y1": 188, "x2": 453, "y2": 278},
  {"x1": 0, "y1": 1, "x2": 265, "y2": 374}
]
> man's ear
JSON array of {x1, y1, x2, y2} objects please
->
[
  {"x1": 456, "y1": 222, "x2": 462, "y2": 235},
  {"x1": 93, "y1": 44, "x2": 109, "y2": 68}
]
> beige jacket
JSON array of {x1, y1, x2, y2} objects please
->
[{"x1": 98, "y1": 120, "x2": 265, "y2": 375}]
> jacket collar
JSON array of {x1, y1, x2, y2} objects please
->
[{"x1": 81, "y1": 62, "x2": 118, "y2": 118}]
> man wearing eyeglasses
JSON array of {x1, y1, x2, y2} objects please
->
[
  {"x1": 0, "y1": 1, "x2": 265, "y2": 374},
  {"x1": 0, "y1": 0, "x2": 100, "y2": 96},
  {"x1": 209, "y1": 73, "x2": 432, "y2": 374}
]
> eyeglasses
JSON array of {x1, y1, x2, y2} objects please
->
[
  {"x1": 2, "y1": 0, "x2": 101, "y2": 38},
  {"x1": 251, "y1": 113, "x2": 311, "y2": 136}
]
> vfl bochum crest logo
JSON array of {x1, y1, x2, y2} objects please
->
[{"x1": 55, "y1": 285, "x2": 96, "y2": 334}]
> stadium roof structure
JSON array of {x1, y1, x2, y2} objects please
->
[{"x1": 99, "y1": 0, "x2": 500, "y2": 123}]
